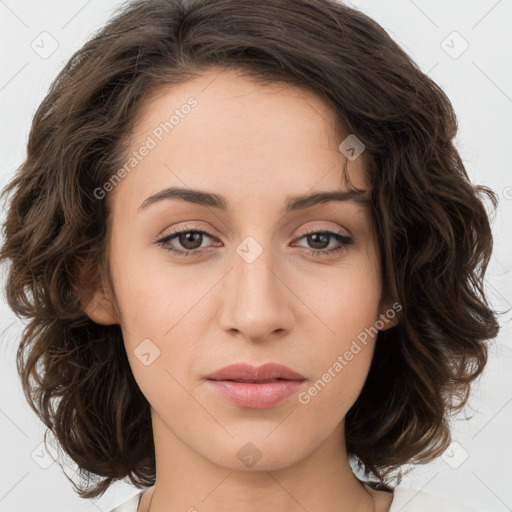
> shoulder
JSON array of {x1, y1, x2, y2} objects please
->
[
  {"x1": 361, "y1": 479, "x2": 479, "y2": 512},
  {"x1": 389, "y1": 485, "x2": 479, "y2": 512},
  {"x1": 109, "y1": 490, "x2": 145, "y2": 512}
]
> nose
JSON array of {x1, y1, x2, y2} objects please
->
[{"x1": 218, "y1": 239, "x2": 294, "y2": 343}]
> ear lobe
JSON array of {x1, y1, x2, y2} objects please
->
[
  {"x1": 82, "y1": 289, "x2": 119, "y2": 325},
  {"x1": 77, "y1": 265, "x2": 119, "y2": 325},
  {"x1": 377, "y1": 314, "x2": 398, "y2": 331},
  {"x1": 377, "y1": 300, "x2": 401, "y2": 331}
]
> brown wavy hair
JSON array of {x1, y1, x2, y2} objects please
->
[{"x1": 0, "y1": 0, "x2": 500, "y2": 500}]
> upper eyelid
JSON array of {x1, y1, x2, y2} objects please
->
[
  {"x1": 159, "y1": 225, "x2": 350, "y2": 241},
  {"x1": 157, "y1": 225, "x2": 352, "y2": 249},
  {"x1": 160, "y1": 221, "x2": 351, "y2": 237},
  {"x1": 299, "y1": 226, "x2": 350, "y2": 237}
]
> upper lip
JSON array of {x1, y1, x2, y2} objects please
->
[{"x1": 205, "y1": 363, "x2": 306, "y2": 382}]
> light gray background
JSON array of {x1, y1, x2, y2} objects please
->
[{"x1": 0, "y1": 1, "x2": 511, "y2": 511}]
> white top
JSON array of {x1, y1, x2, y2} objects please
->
[{"x1": 109, "y1": 485, "x2": 479, "y2": 512}]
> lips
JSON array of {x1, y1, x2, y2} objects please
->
[
  {"x1": 206, "y1": 363, "x2": 306, "y2": 409},
  {"x1": 205, "y1": 362, "x2": 306, "y2": 382},
  {"x1": 204, "y1": 363, "x2": 307, "y2": 408}
]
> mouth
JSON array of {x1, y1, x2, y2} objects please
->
[{"x1": 204, "y1": 363, "x2": 307, "y2": 409}]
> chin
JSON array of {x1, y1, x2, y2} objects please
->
[{"x1": 199, "y1": 432, "x2": 317, "y2": 472}]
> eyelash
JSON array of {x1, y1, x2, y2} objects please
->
[{"x1": 154, "y1": 225, "x2": 353, "y2": 258}]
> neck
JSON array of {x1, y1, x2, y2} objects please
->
[{"x1": 143, "y1": 411, "x2": 376, "y2": 512}]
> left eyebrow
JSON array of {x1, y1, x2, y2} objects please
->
[
  {"x1": 284, "y1": 189, "x2": 370, "y2": 212},
  {"x1": 138, "y1": 186, "x2": 371, "y2": 214}
]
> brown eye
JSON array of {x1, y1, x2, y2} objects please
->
[
  {"x1": 176, "y1": 231, "x2": 204, "y2": 250},
  {"x1": 306, "y1": 233, "x2": 330, "y2": 250},
  {"x1": 293, "y1": 229, "x2": 353, "y2": 257},
  {"x1": 155, "y1": 227, "x2": 216, "y2": 256}
]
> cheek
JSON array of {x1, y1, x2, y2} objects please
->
[
  {"x1": 108, "y1": 227, "x2": 182, "y2": 336},
  {"x1": 298, "y1": 259, "x2": 381, "y2": 409},
  {"x1": 110, "y1": 253, "x2": 208, "y2": 400},
  {"x1": 303, "y1": 256, "x2": 381, "y2": 341},
  {"x1": 298, "y1": 334, "x2": 376, "y2": 421}
]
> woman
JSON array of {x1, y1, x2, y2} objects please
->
[{"x1": 0, "y1": 0, "x2": 499, "y2": 510}]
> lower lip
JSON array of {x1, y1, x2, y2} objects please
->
[{"x1": 205, "y1": 379, "x2": 306, "y2": 408}]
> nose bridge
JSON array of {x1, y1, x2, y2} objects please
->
[
  {"x1": 235, "y1": 238, "x2": 277, "y2": 301},
  {"x1": 219, "y1": 233, "x2": 292, "y2": 340}
]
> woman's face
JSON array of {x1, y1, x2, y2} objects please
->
[{"x1": 86, "y1": 68, "x2": 397, "y2": 471}]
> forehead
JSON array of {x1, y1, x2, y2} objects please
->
[
  {"x1": 109, "y1": 67, "x2": 370, "y2": 214},
  {"x1": 131, "y1": 67, "x2": 346, "y2": 158}
]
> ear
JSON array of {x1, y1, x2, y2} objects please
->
[
  {"x1": 81, "y1": 288, "x2": 119, "y2": 325},
  {"x1": 376, "y1": 298, "x2": 401, "y2": 331},
  {"x1": 77, "y1": 266, "x2": 119, "y2": 325}
]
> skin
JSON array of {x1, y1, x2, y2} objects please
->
[{"x1": 82, "y1": 68, "x2": 397, "y2": 512}]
